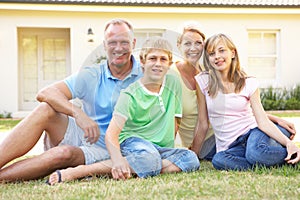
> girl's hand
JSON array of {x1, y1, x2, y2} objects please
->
[{"x1": 285, "y1": 141, "x2": 300, "y2": 164}]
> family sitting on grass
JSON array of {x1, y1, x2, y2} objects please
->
[{"x1": 0, "y1": 19, "x2": 299, "y2": 185}]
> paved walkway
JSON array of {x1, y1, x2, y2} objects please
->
[{"x1": 0, "y1": 117, "x2": 299, "y2": 156}]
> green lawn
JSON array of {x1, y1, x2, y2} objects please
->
[
  {"x1": 1, "y1": 111, "x2": 300, "y2": 132},
  {"x1": 266, "y1": 111, "x2": 300, "y2": 118},
  {"x1": 1, "y1": 114, "x2": 300, "y2": 199},
  {"x1": 0, "y1": 119, "x2": 21, "y2": 132},
  {"x1": 0, "y1": 161, "x2": 299, "y2": 199}
]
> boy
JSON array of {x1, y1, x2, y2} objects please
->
[
  {"x1": 107, "y1": 36, "x2": 200, "y2": 179},
  {"x1": 47, "y1": 36, "x2": 199, "y2": 184}
]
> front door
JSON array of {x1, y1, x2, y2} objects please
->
[{"x1": 18, "y1": 28, "x2": 70, "y2": 110}]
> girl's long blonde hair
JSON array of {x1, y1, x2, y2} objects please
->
[{"x1": 203, "y1": 33, "x2": 248, "y2": 97}]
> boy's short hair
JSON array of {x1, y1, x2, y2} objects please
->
[{"x1": 139, "y1": 36, "x2": 173, "y2": 63}]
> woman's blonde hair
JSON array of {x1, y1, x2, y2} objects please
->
[
  {"x1": 139, "y1": 36, "x2": 173, "y2": 63},
  {"x1": 177, "y1": 25, "x2": 206, "y2": 45},
  {"x1": 203, "y1": 33, "x2": 247, "y2": 97}
]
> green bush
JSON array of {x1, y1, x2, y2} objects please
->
[
  {"x1": 260, "y1": 87, "x2": 285, "y2": 110},
  {"x1": 260, "y1": 84, "x2": 300, "y2": 110},
  {"x1": 261, "y1": 99, "x2": 284, "y2": 110},
  {"x1": 0, "y1": 111, "x2": 12, "y2": 118},
  {"x1": 289, "y1": 85, "x2": 300, "y2": 100},
  {"x1": 284, "y1": 98, "x2": 300, "y2": 110}
]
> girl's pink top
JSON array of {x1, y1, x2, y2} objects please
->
[{"x1": 195, "y1": 72, "x2": 258, "y2": 152}]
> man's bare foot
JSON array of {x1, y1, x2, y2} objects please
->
[
  {"x1": 46, "y1": 167, "x2": 87, "y2": 185},
  {"x1": 46, "y1": 170, "x2": 63, "y2": 185}
]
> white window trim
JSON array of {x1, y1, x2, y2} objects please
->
[{"x1": 247, "y1": 29, "x2": 281, "y2": 87}]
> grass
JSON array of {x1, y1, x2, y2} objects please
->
[
  {"x1": 0, "y1": 119, "x2": 21, "y2": 132},
  {"x1": 266, "y1": 111, "x2": 300, "y2": 118},
  {"x1": 0, "y1": 111, "x2": 299, "y2": 132},
  {"x1": 1, "y1": 114, "x2": 300, "y2": 199},
  {"x1": 0, "y1": 162, "x2": 299, "y2": 199}
]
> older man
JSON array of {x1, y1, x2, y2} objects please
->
[{"x1": 0, "y1": 18, "x2": 143, "y2": 182}]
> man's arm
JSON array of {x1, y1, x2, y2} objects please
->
[
  {"x1": 36, "y1": 81, "x2": 99, "y2": 144},
  {"x1": 36, "y1": 81, "x2": 74, "y2": 116}
]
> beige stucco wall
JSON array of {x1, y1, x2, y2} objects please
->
[{"x1": 0, "y1": 4, "x2": 300, "y2": 113}]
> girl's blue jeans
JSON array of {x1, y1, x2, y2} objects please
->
[{"x1": 212, "y1": 124, "x2": 291, "y2": 170}]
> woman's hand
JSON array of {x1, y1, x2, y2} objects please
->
[
  {"x1": 267, "y1": 114, "x2": 296, "y2": 140},
  {"x1": 276, "y1": 118, "x2": 296, "y2": 140}
]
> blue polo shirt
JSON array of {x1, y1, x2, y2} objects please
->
[{"x1": 64, "y1": 56, "x2": 143, "y2": 148}]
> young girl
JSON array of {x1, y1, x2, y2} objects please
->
[
  {"x1": 193, "y1": 33, "x2": 300, "y2": 170},
  {"x1": 172, "y1": 23, "x2": 296, "y2": 162}
]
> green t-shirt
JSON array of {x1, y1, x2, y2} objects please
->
[{"x1": 114, "y1": 73, "x2": 182, "y2": 148}]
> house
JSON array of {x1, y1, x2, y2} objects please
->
[{"x1": 0, "y1": 0, "x2": 300, "y2": 117}]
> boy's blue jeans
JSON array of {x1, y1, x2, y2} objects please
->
[
  {"x1": 120, "y1": 137, "x2": 200, "y2": 178},
  {"x1": 212, "y1": 124, "x2": 291, "y2": 170}
]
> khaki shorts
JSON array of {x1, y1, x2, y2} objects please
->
[{"x1": 44, "y1": 117, "x2": 110, "y2": 164}]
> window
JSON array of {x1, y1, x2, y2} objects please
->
[
  {"x1": 133, "y1": 29, "x2": 165, "y2": 60},
  {"x1": 247, "y1": 30, "x2": 279, "y2": 82},
  {"x1": 134, "y1": 29, "x2": 165, "y2": 48}
]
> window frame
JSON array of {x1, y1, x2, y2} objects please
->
[{"x1": 247, "y1": 29, "x2": 280, "y2": 86}]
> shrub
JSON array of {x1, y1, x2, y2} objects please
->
[
  {"x1": 260, "y1": 84, "x2": 300, "y2": 110},
  {"x1": 0, "y1": 110, "x2": 12, "y2": 118},
  {"x1": 289, "y1": 85, "x2": 300, "y2": 100},
  {"x1": 261, "y1": 99, "x2": 284, "y2": 110},
  {"x1": 284, "y1": 98, "x2": 300, "y2": 110},
  {"x1": 260, "y1": 87, "x2": 284, "y2": 110}
]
